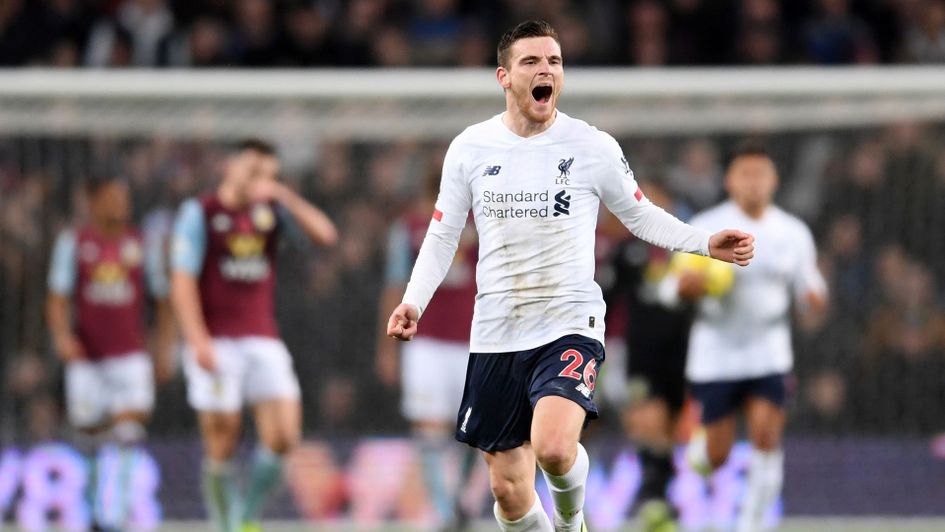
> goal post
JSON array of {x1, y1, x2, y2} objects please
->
[{"x1": 1, "y1": 67, "x2": 944, "y2": 141}]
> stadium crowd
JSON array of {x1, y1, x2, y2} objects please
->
[
  {"x1": 2, "y1": 121, "x2": 944, "y2": 443},
  {"x1": 1, "y1": 0, "x2": 945, "y2": 68}
]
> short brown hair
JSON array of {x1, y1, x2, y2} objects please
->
[
  {"x1": 497, "y1": 20, "x2": 560, "y2": 68},
  {"x1": 235, "y1": 138, "x2": 276, "y2": 157},
  {"x1": 725, "y1": 140, "x2": 771, "y2": 169}
]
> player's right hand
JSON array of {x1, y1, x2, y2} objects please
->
[
  {"x1": 54, "y1": 334, "x2": 86, "y2": 362},
  {"x1": 193, "y1": 339, "x2": 217, "y2": 372},
  {"x1": 387, "y1": 303, "x2": 419, "y2": 341},
  {"x1": 677, "y1": 271, "x2": 708, "y2": 300}
]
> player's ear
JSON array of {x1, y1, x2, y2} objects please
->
[{"x1": 496, "y1": 66, "x2": 511, "y2": 91}]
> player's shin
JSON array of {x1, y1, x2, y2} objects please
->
[
  {"x1": 684, "y1": 428, "x2": 712, "y2": 478},
  {"x1": 415, "y1": 432, "x2": 455, "y2": 526},
  {"x1": 241, "y1": 445, "x2": 284, "y2": 525},
  {"x1": 539, "y1": 442, "x2": 589, "y2": 532},
  {"x1": 736, "y1": 447, "x2": 783, "y2": 532},
  {"x1": 494, "y1": 491, "x2": 554, "y2": 532},
  {"x1": 73, "y1": 431, "x2": 102, "y2": 527},
  {"x1": 98, "y1": 420, "x2": 146, "y2": 529},
  {"x1": 202, "y1": 458, "x2": 242, "y2": 532}
]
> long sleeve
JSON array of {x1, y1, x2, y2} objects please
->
[
  {"x1": 594, "y1": 133, "x2": 710, "y2": 255},
  {"x1": 400, "y1": 138, "x2": 472, "y2": 317},
  {"x1": 401, "y1": 221, "x2": 463, "y2": 317}
]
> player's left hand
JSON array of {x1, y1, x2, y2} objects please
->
[
  {"x1": 154, "y1": 353, "x2": 175, "y2": 385},
  {"x1": 247, "y1": 179, "x2": 285, "y2": 203},
  {"x1": 708, "y1": 229, "x2": 754, "y2": 266},
  {"x1": 387, "y1": 303, "x2": 419, "y2": 341}
]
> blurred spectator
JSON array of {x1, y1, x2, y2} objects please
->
[
  {"x1": 804, "y1": 0, "x2": 878, "y2": 64},
  {"x1": 882, "y1": 122, "x2": 937, "y2": 261},
  {"x1": 820, "y1": 214, "x2": 870, "y2": 320},
  {"x1": 665, "y1": 138, "x2": 723, "y2": 213},
  {"x1": 372, "y1": 26, "x2": 412, "y2": 66},
  {"x1": 407, "y1": 0, "x2": 463, "y2": 65},
  {"x1": 666, "y1": 0, "x2": 735, "y2": 64},
  {"x1": 822, "y1": 137, "x2": 887, "y2": 247},
  {"x1": 625, "y1": 0, "x2": 669, "y2": 65},
  {"x1": 795, "y1": 370, "x2": 851, "y2": 433},
  {"x1": 283, "y1": 5, "x2": 333, "y2": 66},
  {"x1": 0, "y1": 0, "x2": 943, "y2": 67},
  {"x1": 904, "y1": 0, "x2": 945, "y2": 62},
  {"x1": 860, "y1": 260, "x2": 945, "y2": 432},
  {"x1": 457, "y1": 23, "x2": 492, "y2": 66},
  {"x1": 331, "y1": 0, "x2": 388, "y2": 66},
  {"x1": 160, "y1": 16, "x2": 231, "y2": 66},
  {"x1": 87, "y1": 0, "x2": 174, "y2": 67},
  {"x1": 735, "y1": 0, "x2": 784, "y2": 64},
  {"x1": 0, "y1": 0, "x2": 31, "y2": 66},
  {"x1": 232, "y1": 0, "x2": 282, "y2": 66},
  {"x1": 85, "y1": 14, "x2": 137, "y2": 67}
]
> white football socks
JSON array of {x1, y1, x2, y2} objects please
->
[
  {"x1": 540, "y1": 442, "x2": 589, "y2": 532},
  {"x1": 494, "y1": 491, "x2": 554, "y2": 532},
  {"x1": 736, "y1": 447, "x2": 784, "y2": 532},
  {"x1": 685, "y1": 428, "x2": 712, "y2": 477}
]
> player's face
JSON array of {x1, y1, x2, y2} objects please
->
[
  {"x1": 725, "y1": 155, "x2": 778, "y2": 212},
  {"x1": 92, "y1": 181, "x2": 130, "y2": 227},
  {"x1": 498, "y1": 36, "x2": 563, "y2": 125},
  {"x1": 228, "y1": 150, "x2": 279, "y2": 200}
]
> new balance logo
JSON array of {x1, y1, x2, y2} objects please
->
[
  {"x1": 460, "y1": 407, "x2": 472, "y2": 433},
  {"x1": 482, "y1": 165, "x2": 502, "y2": 176},
  {"x1": 576, "y1": 382, "x2": 592, "y2": 398},
  {"x1": 553, "y1": 190, "x2": 571, "y2": 217}
]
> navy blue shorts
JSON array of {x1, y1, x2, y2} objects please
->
[
  {"x1": 455, "y1": 334, "x2": 605, "y2": 452},
  {"x1": 689, "y1": 373, "x2": 791, "y2": 424}
]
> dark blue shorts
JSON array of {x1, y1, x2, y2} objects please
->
[
  {"x1": 455, "y1": 334, "x2": 605, "y2": 452},
  {"x1": 689, "y1": 373, "x2": 791, "y2": 424}
]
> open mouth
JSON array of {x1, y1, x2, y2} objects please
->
[{"x1": 531, "y1": 85, "x2": 553, "y2": 103}]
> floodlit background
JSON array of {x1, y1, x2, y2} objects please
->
[{"x1": 1, "y1": 0, "x2": 945, "y2": 530}]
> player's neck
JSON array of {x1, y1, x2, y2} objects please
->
[
  {"x1": 502, "y1": 107, "x2": 556, "y2": 138},
  {"x1": 217, "y1": 182, "x2": 245, "y2": 210},
  {"x1": 737, "y1": 202, "x2": 768, "y2": 220},
  {"x1": 92, "y1": 220, "x2": 124, "y2": 239}
]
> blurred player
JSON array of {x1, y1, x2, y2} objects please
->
[
  {"x1": 387, "y1": 20, "x2": 754, "y2": 532},
  {"x1": 681, "y1": 143, "x2": 827, "y2": 532},
  {"x1": 376, "y1": 165, "x2": 478, "y2": 530},
  {"x1": 47, "y1": 175, "x2": 175, "y2": 530},
  {"x1": 171, "y1": 139, "x2": 337, "y2": 532},
  {"x1": 611, "y1": 182, "x2": 695, "y2": 532}
]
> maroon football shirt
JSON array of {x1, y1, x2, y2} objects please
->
[
  {"x1": 197, "y1": 194, "x2": 280, "y2": 338},
  {"x1": 74, "y1": 226, "x2": 147, "y2": 360}
]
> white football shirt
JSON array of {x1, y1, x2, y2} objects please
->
[
  {"x1": 403, "y1": 111, "x2": 711, "y2": 353},
  {"x1": 685, "y1": 201, "x2": 827, "y2": 382}
]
